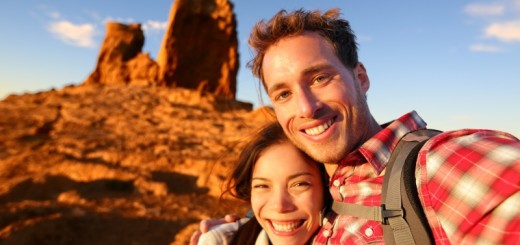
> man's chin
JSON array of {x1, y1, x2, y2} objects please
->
[{"x1": 303, "y1": 145, "x2": 345, "y2": 163}]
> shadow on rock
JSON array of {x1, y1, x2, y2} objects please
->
[
  {"x1": 0, "y1": 175, "x2": 135, "y2": 204},
  {"x1": 151, "y1": 171, "x2": 209, "y2": 195},
  {"x1": 0, "y1": 210, "x2": 196, "y2": 245}
]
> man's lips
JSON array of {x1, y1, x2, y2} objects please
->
[{"x1": 303, "y1": 118, "x2": 334, "y2": 136}]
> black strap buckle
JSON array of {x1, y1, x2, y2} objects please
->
[{"x1": 381, "y1": 204, "x2": 403, "y2": 225}]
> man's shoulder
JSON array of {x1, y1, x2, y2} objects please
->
[
  {"x1": 417, "y1": 128, "x2": 520, "y2": 205},
  {"x1": 420, "y1": 128, "x2": 520, "y2": 171},
  {"x1": 426, "y1": 128, "x2": 518, "y2": 145},
  {"x1": 416, "y1": 128, "x2": 520, "y2": 243}
]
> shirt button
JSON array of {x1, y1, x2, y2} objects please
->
[
  {"x1": 322, "y1": 229, "x2": 331, "y2": 237},
  {"x1": 365, "y1": 227, "x2": 374, "y2": 237},
  {"x1": 333, "y1": 179, "x2": 341, "y2": 187}
]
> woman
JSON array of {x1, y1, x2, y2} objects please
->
[{"x1": 198, "y1": 122, "x2": 332, "y2": 244}]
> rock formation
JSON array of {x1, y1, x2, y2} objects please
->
[
  {"x1": 85, "y1": 0, "x2": 240, "y2": 99},
  {"x1": 1, "y1": 0, "x2": 257, "y2": 243},
  {"x1": 0, "y1": 84, "x2": 274, "y2": 244},
  {"x1": 157, "y1": 0, "x2": 239, "y2": 99},
  {"x1": 84, "y1": 22, "x2": 160, "y2": 86}
]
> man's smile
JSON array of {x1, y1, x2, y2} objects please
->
[{"x1": 303, "y1": 118, "x2": 334, "y2": 136}]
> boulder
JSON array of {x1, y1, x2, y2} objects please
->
[{"x1": 84, "y1": 22, "x2": 160, "y2": 86}]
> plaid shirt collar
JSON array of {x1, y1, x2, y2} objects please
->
[{"x1": 343, "y1": 111, "x2": 427, "y2": 174}]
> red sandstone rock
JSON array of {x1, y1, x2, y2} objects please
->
[
  {"x1": 0, "y1": 84, "x2": 266, "y2": 244},
  {"x1": 84, "y1": 22, "x2": 160, "y2": 86},
  {"x1": 157, "y1": 0, "x2": 239, "y2": 99}
]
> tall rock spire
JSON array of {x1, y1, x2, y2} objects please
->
[{"x1": 157, "y1": 0, "x2": 239, "y2": 99}]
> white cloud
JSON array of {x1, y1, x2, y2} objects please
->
[
  {"x1": 469, "y1": 43, "x2": 501, "y2": 52},
  {"x1": 464, "y1": 3, "x2": 505, "y2": 16},
  {"x1": 48, "y1": 20, "x2": 96, "y2": 48},
  {"x1": 485, "y1": 20, "x2": 520, "y2": 42},
  {"x1": 143, "y1": 20, "x2": 167, "y2": 32}
]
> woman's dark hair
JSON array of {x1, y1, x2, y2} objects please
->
[{"x1": 223, "y1": 122, "x2": 289, "y2": 201}]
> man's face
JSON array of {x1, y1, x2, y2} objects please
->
[{"x1": 262, "y1": 32, "x2": 373, "y2": 163}]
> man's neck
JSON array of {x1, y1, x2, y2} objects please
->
[{"x1": 324, "y1": 163, "x2": 337, "y2": 177}]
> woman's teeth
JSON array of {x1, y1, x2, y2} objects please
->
[{"x1": 271, "y1": 220, "x2": 303, "y2": 232}]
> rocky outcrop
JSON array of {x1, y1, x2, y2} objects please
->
[
  {"x1": 84, "y1": 22, "x2": 160, "y2": 86},
  {"x1": 0, "y1": 84, "x2": 273, "y2": 244},
  {"x1": 1, "y1": 1, "x2": 253, "y2": 242},
  {"x1": 157, "y1": 0, "x2": 239, "y2": 99},
  {"x1": 85, "y1": 0, "x2": 240, "y2": 99}
]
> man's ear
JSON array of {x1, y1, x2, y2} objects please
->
[{"x1": 354, "y1": 62, "x2": 370, "y2": 93}]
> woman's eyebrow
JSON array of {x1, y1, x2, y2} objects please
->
[
  {"x1": 252, "y1": 177, "x2": 269, "y2": 181},
  {"x1": 287, "y1": 172, "x2": 314, "y2": 181}
]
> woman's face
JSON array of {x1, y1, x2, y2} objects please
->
[{"x1": 251, "y1": 141, "x2": 324, "y2": 245}]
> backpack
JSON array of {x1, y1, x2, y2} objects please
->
[{"x1": 331, "y1": 129, "x2": 441, "y2": 245}]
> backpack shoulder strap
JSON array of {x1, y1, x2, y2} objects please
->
[
  {"x1": 331, "y1": 129, "x2": 440, "y2": 245},
  {"x1": 381, "y1": 129, "x2": 440, "y2": 245}
]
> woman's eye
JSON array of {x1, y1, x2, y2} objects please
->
[
  {"x1": 253, "y1": 184, "x2": 268, "y2": 189},
  {"x1": 292, "y1": 181, "x2": 311, "y2": 188}
]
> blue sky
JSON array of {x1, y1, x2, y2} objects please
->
[{"x1": 1, "y1": 1, "x2": 519, "y2": 137}]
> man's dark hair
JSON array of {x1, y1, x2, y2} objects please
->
[{"x1": 248, "y1": 8, "x2": 359, "y2": 83}]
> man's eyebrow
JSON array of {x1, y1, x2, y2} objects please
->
[
  {"x1": 266, "y1": 63, "x2": 334, "y2": 95},
  {"x1": 266, "y1": 82, "x2": 285, "y2": 95},
  {"x1": 301, "y1": 63, "x2": 334, "y2": 77}
]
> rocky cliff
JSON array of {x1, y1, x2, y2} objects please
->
[
  {"x1": 0, "y1": 0, "x2": 273, "y2": 243},
  {"x1": 0, "y1": 84, "x2": 275, "y2": 244}
]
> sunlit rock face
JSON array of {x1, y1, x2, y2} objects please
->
[
  {"x1": 157, "y1": 0, "x2": 239, "y2": 99},
  {"x1": 0, "y1": 83, "x2": 273, "y2": 244},
  {"x1": 0, "y1": 1, "x2": 263, "y2": 242},
  {"x1": 84, "y1": 22, "x2": 160, "y2": 86}
]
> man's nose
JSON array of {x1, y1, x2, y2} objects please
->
[{"x1": 296, "y1": 88, "x2": 321, "y2": 118}]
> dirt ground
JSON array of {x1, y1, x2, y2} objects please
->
[
  {"x1": 0, "y1": 173, "x2": 248, "y2": 245},
  {"x1": 0, "y1": 85, "x2": 270, "y2": 244}
]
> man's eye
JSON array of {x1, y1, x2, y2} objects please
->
[
  {"x1": 313, "y1": 75, "x2": 330, "y2": 84},
  {"x1": 274, "y1": 91, "x2": 291, "y2": 101}
]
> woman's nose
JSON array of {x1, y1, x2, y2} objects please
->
[{"x1": 268, "y1": 188, "x2": 296, "y2": 213}]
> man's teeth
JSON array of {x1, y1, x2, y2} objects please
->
[
  {"x1": 271, "y1": 221, "x2": 302, "y2": 232},
  {"x1": 305, "y1": 119, "x2": 333, "y2": 136}
]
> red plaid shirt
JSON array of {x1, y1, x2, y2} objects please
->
[{"x1": 313, "y1": 111, "x2": 520, "y2": 244}]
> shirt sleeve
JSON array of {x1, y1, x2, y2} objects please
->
[{"x1": 197, "y1": 217, "x2": 251, "y2": 245}]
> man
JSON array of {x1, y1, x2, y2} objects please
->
[{"x1": 193, "y1": 8, "x2": 520, "y2": 244}]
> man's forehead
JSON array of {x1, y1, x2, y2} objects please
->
[{"x1": 262, "y1": 33, "x2": 335, "y2": 71}]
